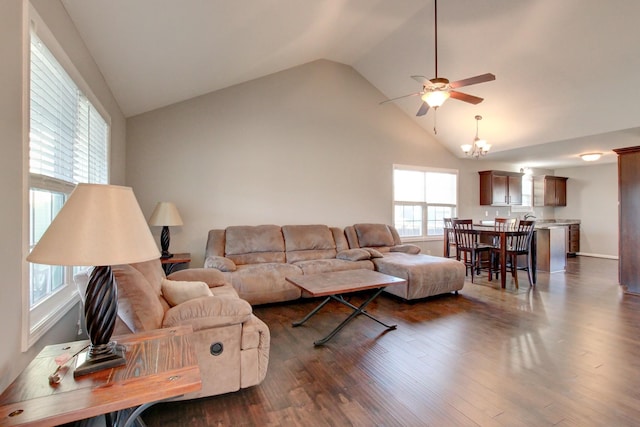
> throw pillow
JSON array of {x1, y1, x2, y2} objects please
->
[
  {"x1": 204, "y1": 255, "x2": 237, "y2": 272},
  {"x1": 161, "y1": 278, "x2": 212, "y2": 307},
  {"x1": 336, "y1": 248, "x2": 371, "y2": 261}
]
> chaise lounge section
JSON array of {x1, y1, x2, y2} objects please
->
[{"x1": 344, "y1": 223, "x2": 465, "y2": 300}]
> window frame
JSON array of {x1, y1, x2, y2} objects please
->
[
  {"x1": 22, "y1": 6, "x2": 111, "y2": 351},
  {"x1": 511, "y1": 169, "x2": 534, "y2": 213},
  {"x1": 393, "y1": 165, "x2": 458, "y2": 242}
]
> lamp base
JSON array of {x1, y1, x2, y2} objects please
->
[{"x1": 74, "y1": 341, "x2": 126, "y2": 377}]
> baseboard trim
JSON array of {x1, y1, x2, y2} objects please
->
[{"x1": 576, "y1": 252, "x2": 619, "y2": 260}]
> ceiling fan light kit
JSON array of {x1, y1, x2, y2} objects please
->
[{"x1": 462, "y1": 115, "x2": 491, "y2": 158}]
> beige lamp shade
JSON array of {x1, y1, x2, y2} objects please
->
[
  {"x1": 148, "y1": 202, "x2": 184, "y2": 226},
  {"x1": 27, "y1": 184, "x2": 160, "y2": 266}
]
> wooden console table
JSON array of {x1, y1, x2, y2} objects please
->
[{"x1": 0, "y1": 325, "x2": 201, "y2": 427}]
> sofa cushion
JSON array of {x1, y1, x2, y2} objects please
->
[
  {"x1": 112, "y1": 263, "x2": 166, "y2": 332},
  {"x1": 354, "y1": 223, "x2": 395, "y2": 248},
  {"x1": 226, "y1": 263, "x2": 303, "y2": 305},
  {"x1": 293, "y1": 258, "x2": 374, "y2": 276},
  {"x1": 283, "y1": 224, "x2": 337, "y2": 263},
  {"x1": 161, "y1": 278, "x2": 213, "y2": 307},
  {"x1": 225, "y1": 225, "x2": 285, "y2": 265},
  {"x1": 373, "y1": 253, "x2": 465, "y2": 300}
]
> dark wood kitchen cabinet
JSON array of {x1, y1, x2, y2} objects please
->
[
  {"x1": 533, "y1": 175, "x2": 568, "y2": 206},
  {"x1": 479, "y1": 170, "x2": 523, "y2": 206},
  {"x1": 614, "y1": 146, "x2": 640, "y2": 295}
]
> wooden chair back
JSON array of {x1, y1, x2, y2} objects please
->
[
  {"x1": 508, "y1": 220, "x2": 536, "y2": 252},
  {"x1": 494, "y1": 217, "x2": 516, "y2": 231},
  {"x1": 451, "y1": 219, "x2": 477, "y2": 250}
]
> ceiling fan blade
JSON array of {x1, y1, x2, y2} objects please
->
[
  {"x1": 411, "y1": 75, "x2": 431, "y2": 85},
  {"x1": 449, "y1": 73, "x2": 496, "y2": 89},
  {"x1": 379, "y1": 92, "x2": 422, "y2": 105},
  {"x1": 416, "y1": 102, "x2": 430, "y2": 116},
  {"x1": 450, "y1": 91, "x2": 484, "y2": 105}
]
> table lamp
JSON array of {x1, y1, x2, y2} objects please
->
[
  {"x1": 148, "y1": 201, "x2": 183, "y2": 259},
  {"x1": 27, "y1": 184, "x2": 160, "y2": 376}
]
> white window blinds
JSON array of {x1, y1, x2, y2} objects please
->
[{"x1": 29, "y1": 32, "x2": 108, "y2": 185}]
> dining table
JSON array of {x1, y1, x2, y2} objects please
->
[{"x1": 444, "y1": 224, "x2": 537, "y2": 288}]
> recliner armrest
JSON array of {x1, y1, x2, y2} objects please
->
[
  {"x1": 162, "y1": 296, "x2": 252, "y2": 331},
  {"x1": 168, "y1": 267, "x2": 228, "y2": 287}
]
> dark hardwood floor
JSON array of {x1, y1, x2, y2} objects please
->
[{"x1": 142, "y1": 256, "x2": 640, "y2": 426}]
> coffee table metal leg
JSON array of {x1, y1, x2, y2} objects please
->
[
  {"x1": 314, "y1": 287, "x2": 396, "y2": 346},
  {"x1": 333, "y1": 294, "x2": 397, "y2": 329},
  {"x1": 292, "y1": 296, "x2": 332, "y2": 327}
]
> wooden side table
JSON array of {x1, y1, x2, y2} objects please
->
[
  {"x1": 161, "y1": 252, "x2": 191, "y2": 275},
  {"x1": 0, "y1": 325, "x2": 201, "y2": 427}
]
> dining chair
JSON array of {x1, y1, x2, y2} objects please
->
[
  {"x1": 490, "y1": 217, "x2": 517, "y2": 275},
  {"x1": 489, "y1": 220, "x2": 536, "y2": 288},
  {"x1": 452, "y1": 219, "x2": 493, "y2": 283},
  {"x1": 443, "y1": 217, "x2": 457, "y2": 258}
]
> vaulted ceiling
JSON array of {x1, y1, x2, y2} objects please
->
[{"x1": 61, "y1": 0, "x2": 640, "y2": 168}]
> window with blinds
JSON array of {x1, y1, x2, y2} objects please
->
[{"x1": 28, "y1": 31, "x2": 109, "y2": 310}]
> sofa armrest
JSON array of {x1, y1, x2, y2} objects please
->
[
  {"x1": 168, "y1": 267, "x2": 228, "y2": 287},
  {"x1": 204, "y1": 255, "x2": 237, "y2": 272},
  {"x1": 390, "y1": 244, "x2": 421, "y2": 254},
  {"x1": 162, "y1": 296, "x2": 252, "y2": 331}
]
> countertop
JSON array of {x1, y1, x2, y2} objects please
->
[
  {"x1": 534, "y1": 219, "x2": 580, "y2": 229},
  {"x1": 477, "y1": 219, "x2": 580, "y2": 229}
]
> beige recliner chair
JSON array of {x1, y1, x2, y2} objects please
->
[{"x1": 75, "y1": 259, "x2": 270, "y2": 400}]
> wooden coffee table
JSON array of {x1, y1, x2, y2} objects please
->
[{"x1": 286, "y1": 269, "x2": 406, "y2": 345}]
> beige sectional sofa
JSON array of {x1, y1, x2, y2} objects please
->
[
  {"x1": 204, "y1": 223, "x2": 465, "y2": 304},
  {"x1": 204, "y1": 224, "x2": 374, "y2": 304}
]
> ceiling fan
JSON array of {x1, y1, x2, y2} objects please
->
[{"x1": 381, "y1": 0, "x2": 495, "y2": 118}]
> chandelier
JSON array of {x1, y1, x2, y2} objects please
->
[{"x1": 461, "y1": 115, "x2": 491, "y2": 158}]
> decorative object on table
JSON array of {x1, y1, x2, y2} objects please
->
[
  {"x1": 27, "y1": 184, "x2": 160, "y2": 377},
  {"x1": 148, "y1": 201, "x2": 184, "y2": 259},
  {"x1": 379, "y1": 0, "x2": 495, "y2": 132},
  {"x1": 461, "y1": 115, "x2": 491, "y2": 158}
]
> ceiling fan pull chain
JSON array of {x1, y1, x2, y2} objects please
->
[{"x1": 434, "y1": 109, "x2": 438, "y2": 134}]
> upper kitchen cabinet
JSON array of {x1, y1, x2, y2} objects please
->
[
  {"x1": 479, "y1": 170, "x2": 524, "y2": 206},
  {"x1": 533, "y1": 175, "x2": 568, "y2": 207}
]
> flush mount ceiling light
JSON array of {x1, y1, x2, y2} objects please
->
[
  {"x1": 580, "y1": 153, "x2": 602, "y2": 162},
  {"x1": 461, "y1": 115, "x2": 491, "y2": 159}
]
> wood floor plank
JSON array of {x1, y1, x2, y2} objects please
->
[{"x1": 142, "y1": 257, "x2": 640, "y2": 426}]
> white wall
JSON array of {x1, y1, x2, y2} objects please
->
[
  {"x1": 127, "y1": 59, "x2": 468, "y2": 263},
  {"x1": 0, "y1": 0, "x2": 126, "y2": 393},
  {"x1": 554, "y1": 162, "x2": 618, "y2": 258},
  {"x1": 127, "y1": 58, "x2": 619, "y2": 264}
]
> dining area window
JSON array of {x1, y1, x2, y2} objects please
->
[{"x1": 393, "y1": 165, "x2": 458, "y2": 239}]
